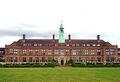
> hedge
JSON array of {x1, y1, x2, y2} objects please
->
[
  {"x1": 0, "y1": 62, "x2": 58, "y2": 68},
  {"x1": 71, "y1": 62, "x2": 120, "y2": 67}
]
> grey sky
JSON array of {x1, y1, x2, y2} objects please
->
[{"x1": 0, "y1": 0, "x2": 120, "y2": 47}]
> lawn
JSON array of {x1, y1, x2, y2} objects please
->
[{"x1": 0, "y1": 67, "x2": 120, "y2": 82}]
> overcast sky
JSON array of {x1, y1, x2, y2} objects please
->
[{"x1": 0, "y1": 0, "x2": 120, "y2": 47}]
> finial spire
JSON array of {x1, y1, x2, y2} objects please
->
[
  {"x1": 59, "y1": 21, "x2": 65, "y2": 43},
  {"x1": 61, "y1": 20, "x2": 63, "y2": 24}
]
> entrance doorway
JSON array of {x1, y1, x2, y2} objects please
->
[{"x1": 61, "y1": 60, "x2": 64, "y2": 65}]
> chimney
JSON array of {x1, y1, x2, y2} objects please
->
[
  {"x1": 97, "y1": 35, "x2": 100, "y2": 40},
  {"x1": 23, "y1": 34, "x2": 26, "y2": 40},
  {"x1": 68, "y1": 34, "x2": 71, "y2": 40},
  {"x1": 53, "y1": 34, "x2": 55, "y2": 40}
]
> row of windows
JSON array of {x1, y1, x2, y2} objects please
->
[
  {"x1": 8, "y1": 49, "x2": 115, "y2": 55},
  {"x1": 22, "y1": 43, "x2": 101, "y2": 47},
  {"x1": 6, "y1": 57, "x2": 120, "y2": 62}
]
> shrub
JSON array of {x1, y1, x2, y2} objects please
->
[
  {"x1": 86, "y1": 63, "x2": 95, "y2": 67},
  {"x1": 45, "y1": 62, "x2": 57, "y2": 67},
  {"x1": 0, "y1": 63, "x2": 2, "y2": 67},
  {"x1": 112, "y1": 63, "x2": 120, "y2": 67},
  {"x1": 95, "y1": 63, "x2": 104, "y2": 67},
  {"x1": 71, "y1": 62, "x2": 86, "y2": 67},
  {"x1": 105, "y1": 63, "x2": 112, "y2": 67}
]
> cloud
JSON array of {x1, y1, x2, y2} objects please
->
[{"x1": 0, "y1": 24, "x2": 57, "y2": 38}]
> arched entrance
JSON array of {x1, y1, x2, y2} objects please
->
[{"x1": 61, "y1": 60, "x2": 64, "y2": 65}]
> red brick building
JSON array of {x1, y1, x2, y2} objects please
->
[{"x1": 4, "y1": 23, "x2": 119, "y2": 65}]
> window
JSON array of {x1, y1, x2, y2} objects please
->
[
  {"x1": 22, "y1": 50, "x2": 27, "y2": 55},
  {"x1": 111, "y1": 57, "x2": 114, "y2": 62},
  {"x1": 28, "y1": 44, "x2": 32, "y2": 46},
  {"x1": 118, "y1": 50, "x2": 120, "y2": 55},
  {"x1": 72, "y1": 44, "x2": 76, "y2": 46},
  {"x1": 9, "y1": 49, "x2": 18, "y2": 55},
  {"x1": 76, "y1": 44, "x2": 79, "y2": 46},
  {"x1": 66, "y1": 50, "x2": 69, "y2": 55},
  {"x1": 23, "y1": 44, "x2": 27, "y2": 46},
  {"x1": 34, "y1": 44, "x2": 37, "y2": 46},
  {"x1": 44, "y1": 44, "x2": 48, "y2": 46},
  {"x1": 97, "y1": 57, "x2": 101, "y2": 62},
  {"x1": 59, "y1": 43, "x2": 66, "y2": 46},
  {"x1": 55, "y1": 50, "x2": 59, "y2": 54},
  {"x1": 22, "y1": 57, "x2": 26, "y2": 62},
  {"x1": 38, "y1": 44, "x2": 42, "y2": 46},
  {"x1": 42, "y1": 49, "x2": 46, "y2": 55},
  {"x1": 106, "y1": 57, "x2": 110, "y2": 62},
  {"x1": 49, "y1": 44, "x2": 53, "y2": 46},
  {"x1": 13, "y1": 57, "x2": 18, "y2": 62},
  {"x1": 60, "y1": 50, "x2": 64, "y2": 55},
  {"x1": 91, "y1": 57, "x2": 95, "y2": 62},
  {"x1": 35, "y1": 50, "x2": 39, "y2": 55},
  {"x1": 29, "y1": 57, "x2": 32, "y2": 62},
  {"x1": 72, "y1": 50, "x2": 76, "y2": 55},
  {"x1": 90, "y1": 49, "x2": 95, "y2": 55},
  {"x1": 83, "y1": 44, "x2": 86, "y2": 46},
  {"x1": 14, "y1": 49, "x2": 18, "y2": 55},
  {"x1": 97, "y1": 44, "x2": 100, "y2": 46},
  {"x1": 85, "y1": 49, "x2": 88, "y2": 55},
  {"x1": 0, "y1": 51, "x2": 3, "y2": 54},
  {"x1": 92, "y1": 44, "x2": 96, "y2": 46},
  {"x1": 48, "y1": 57, "x2": 53, "y2": 61},
  {"x1": 29, "y1": 50, "x2": 33, "y2": 55},
  {"x1": 85, "y1": 57, "x2": 89, "y2": 62},
  {"x1": 86, "y1": 44, "x2": 90, "y2": 46},
  {"x1": 7, "y1": 57, "x2": 13, "y2": 62},
  {"x1": 55, "y1": 44, "x2": 58, "y2": 46},
  {"x1": 110, "y1": 49, "x2": 115, "y2": 55},
  {"x1": 48, "y1": 50, "x2": 52, "y2": 55},
  {"x1": 106, "y1": 49, "x2": 109, "y2": 55},
  {"x1": 97, "y1": 49, "x2": 101, "y2": 55},
  {"x1": 66, "y1": 44, "x2": 69, "y2": 46},
  {"x1": 35, "y1": 57, "x2": 39, "y2": 62},
  {"x1": 79, "y1": 49, "x2": 82, "y2": 55}
]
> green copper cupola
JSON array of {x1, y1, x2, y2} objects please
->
[{"x1": 59, "y1": 23, "x2": 65, "y2": 43}]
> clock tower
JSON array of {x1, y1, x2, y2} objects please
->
[{"x1": 59, "y1": 23, "x2": 65, "y2": 43}]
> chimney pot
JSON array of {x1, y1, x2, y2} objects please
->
[
  {"x1": 97, "y1": 35, "x2": 100, "y2": 40},
  {"x1": 69, "y1": 34, "x2": 71, "y2": 40},
  {"x1": 53, "y1": 34, "x2": 55, "y2": 40},
  {"x1": 23, "y1": 34, "x2": 26, "y2": 40}
]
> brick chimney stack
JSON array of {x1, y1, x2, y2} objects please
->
[
  {"x1": 53, "y1": 34, "x2": 55, "y2": 40},
  {"x1": 97, "y1": 35, "x2": 100, "y2": 40},
  {"x1": 23, "y1": 34, "x2": 26, "y2": 40},
  {"x1": 68, "y1": 34, "x2": 71, "y2": 40}
]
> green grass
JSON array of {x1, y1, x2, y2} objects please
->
[{"x1": 0, "y1": 67, "x2": 120, "y2": 82}]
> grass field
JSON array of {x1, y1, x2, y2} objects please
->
[{"x1": 0, "y1": 67, "x2": 120, "y2": 82}]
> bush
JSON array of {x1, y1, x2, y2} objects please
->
[
  {"x1": 71, "y1": 62, "x2": 86, "y2": 67},
  {"x1": 86, "y1": 63, "x2": 95, "y2": 67},
  {"x1": 112, "y1": 63, "x2": 120, "y2": 67},
  {"x1": 2, "y1": 62, "x2": 58, "y2": 68},
  {"x1": 105, "y1": 63, "x2": 112, "y2": 67},
  {"x1": 95, "y1": 63, "x2": 104, "y2": 67},
  {"x1": 45, "y1": 62, "x2": 57, "y2": 67},
  {"x1": 0, "y1": 63, "x2": 2, "y2": 67}
]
